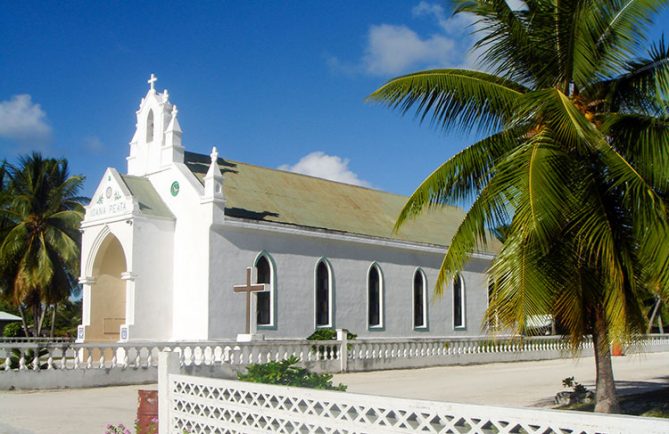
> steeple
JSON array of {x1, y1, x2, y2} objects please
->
[
  {"x1": 127, "y1": 74, "x2": 185, "y2": 176},
  {"x1": 203, "y1": 146, "x2": 225, "y2": 204}
]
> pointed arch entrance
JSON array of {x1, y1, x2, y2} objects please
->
[{"x1": 88, "y1": 233, "x2": 127, "y2": 341}]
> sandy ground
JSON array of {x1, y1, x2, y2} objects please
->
[
  {"x1": 333, "y1": 351, "x2": 669, "y2": 407},
  {"x1": 0, "y1": 352, "x2": 667, "y2": 434}
]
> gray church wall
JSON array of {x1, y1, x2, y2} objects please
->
[{"x1": 207, "y1": 223, "x2": 492, "y2": 340}]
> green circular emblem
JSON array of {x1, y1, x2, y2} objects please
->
[{"x1": 170, "y1": 181, "x2": 180, "y2": 197}]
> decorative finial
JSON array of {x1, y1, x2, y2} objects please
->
[
  {"x1": 172, "y1": 105, "x2": 178, "y2": 117},
  {"x1": 148, "y1": 73, "x2": 157, "y2": 91},
  {"x1": 210, "y1": 146, "x2": 219, "y2": 163},
  {"x1": 163, "y1": 89, "x2": 169, "y2": 101}
]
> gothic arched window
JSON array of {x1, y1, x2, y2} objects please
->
[
  {"x1": 453, "y1": 273, "x2": 466, "y2": 329},
  {"x1": 487, "y1": 279, "x2": 499, "y2": 330},
  {"x1": 255, "y1": 254, "x2": 274, "y2": 327},
  {"x1": 413, "y1": 269, "x2": 427, "y2": 329},
  {"x1": 368, "y1": 264, "x2": 383, "y2": 328},
  {"x1": 315, "y1": 260, "x2": 332, "y2": 327},
  {"x1": 146, "y1": 110, "x2": 155, "y2": 143}
]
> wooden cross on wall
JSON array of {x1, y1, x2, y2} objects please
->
[{"x1": 233, "y1": 267, "x2": 267, "y2": 334}]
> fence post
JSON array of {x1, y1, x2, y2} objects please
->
[
  {"x1": 336, "y1": 329, "x2": 348, "y2": 373},
  {"x1": 158, "y1": 351, "x2": 179, "y2": 434}
]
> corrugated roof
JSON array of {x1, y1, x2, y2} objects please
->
[
  {"x1": 121, "y1": 175, "x2": 174, "y2": 219},
  {"x1": 185, "y1": 152, "x2": 498, "y2": 253}
]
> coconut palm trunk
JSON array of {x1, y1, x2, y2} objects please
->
[
  {"x1": 50, "y1": 303, "x2": 57, "y2": 338},
  {"x1": 592, "y1": 304, "x2": 620, "y2": 413},
  {"x1": 17, "y1": 304, "x2": 30, "y2": 337}
]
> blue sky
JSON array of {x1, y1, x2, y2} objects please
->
[{"x1": 1, "y1": 1, "x2": 667, "y2": 197}]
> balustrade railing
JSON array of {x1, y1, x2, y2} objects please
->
[
  {"x1": 1, "y1": 334, "x2": 667, "y2": 374},
  {"x1": 0, "y1": 339, "x2": 341, "y2": 372},
  {"x1": 347, "y1": 335, "x2": 594, "y2": 361}
]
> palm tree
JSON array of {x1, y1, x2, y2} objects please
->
[
  {"x1": 0, "y1": 153, "x2": 85, "y2": 337},
  {"x1": 369, "y1": 0, "x2": 669, "y2": 413}
]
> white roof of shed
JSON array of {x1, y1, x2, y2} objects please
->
[{"x1": 0, "y1": 311, "x2": 22, "y2": 321}]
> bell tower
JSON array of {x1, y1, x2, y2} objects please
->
[{"x1": 127, "y1": 74, "x2": 184, "y2": 175}]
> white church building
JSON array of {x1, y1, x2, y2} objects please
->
[{"x1": 77, "y1": 75, "x2": 496, "y2": 343}]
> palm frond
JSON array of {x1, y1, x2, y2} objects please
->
[
  {"x1": 486, "y1": 229, "x2": 555, "y2": 334},
  {"x1": 603, "y1": 113, "x2": 669, "y2": 192},
  {"x1": 455, "y1": 0, "x2": 552, "y2": 85},
  {"x1": 394, "y1": 128, "x2": 522, "y2": 229},
  {"x1": 607, "y1": 37, "x2": 669, "y2": 113},
  {"x1": 368, "y1": 69, "x2": 527, "y2": 135},
  {"x1": 592, "y1": 0, "x2": 667, "y2": 78},
  {"x1": 501, "y1": 131, "x2": 577, "y2": 251}
]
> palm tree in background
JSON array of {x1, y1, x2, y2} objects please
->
[
  {"x1": 369, "y1": 0, "x2": 669, "y2": 413},
  {"x1": 0, "y1": 153, "x2": 86, "y2": 337}
]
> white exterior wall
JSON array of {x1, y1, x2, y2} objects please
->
[
  {"x1": 127, "y1": 216, "x2": 175, "y2": 340},
  {"x1": 144, "y1": 164, "x2": 221, "y2": 340},
  {"x1": 208, "y1": 222, "x2": 491, "y2": 339}
]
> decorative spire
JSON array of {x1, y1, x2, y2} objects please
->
[
  {"x1": 203, "y1": 145, "x2": 224, "y2": 203},
  {"x1": 162, "y1": 89, "x2": 169, "y2": 102},
  {"x1": 148, "y1": 73, "x2": 157, "y2": 91},
  {"x1": 166, "y1": 104, "x2": 182, "y2": 134}
]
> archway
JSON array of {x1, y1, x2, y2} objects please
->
[{"x1": 88, "y1": 234, "x2": 127, "y2": 341}]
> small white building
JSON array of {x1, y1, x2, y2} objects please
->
[{"x1": 78, "y1": 75, "x2": 496, "y2": 343}]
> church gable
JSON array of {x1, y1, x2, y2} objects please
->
[
  {"x1": 84, "y1": 168, "x2": 173, "y2": 223},
  {"x1": 85, "y1": 168, "x2": 137, "y2": 223}
]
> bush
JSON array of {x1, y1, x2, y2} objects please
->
[
  {"x1": 238, "y1": 356, "x2": 346, "y2": 391},
  {"x1": 562, "y1": 376, "x2": 588, "y2": 394},
  {"x1": 307, "y1": 328, "x2": 356, "y2": 359},
  {"x1": 3, "y1": 322, "x2": 23, "y2": 338},
  {"x1": 5, "y1": 347, "x2": 49, "y2": 369},
  {"x1": 306, "y1": 328, "x2": 356, "y2": 341}
]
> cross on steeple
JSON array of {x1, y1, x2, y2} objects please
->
[
  {"x1": 233, "y1": 267, "x2": 267, "y2": 334},
  {"x1": 148, "y1": 73, "x2": 157, "y2": 91}
]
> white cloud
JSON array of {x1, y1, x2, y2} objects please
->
[
  {"x1": 362, "y1": 24, "x2": 456, "y2": 75},
  {"x1": 412, "y1": 1, "x2": 474, "y2": 35},
  {"x1": 83, "y1": 136, "x2": 105, "y2": 153},
  {"x1": 278, "y1": 152, "x2": 371, "y2": 187},
  {"x1": 0, "y1": 95, "x2": 52, "y2": 145},
  {"x1": 329, "y1": 2, "x2": 480, "y2": 76}
]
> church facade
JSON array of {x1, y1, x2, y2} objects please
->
[{"x1": 77, "y1": 76, "x2": 496, "y2": 343}]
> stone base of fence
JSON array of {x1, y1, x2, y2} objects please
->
[{"x1": 0, "y1": 367, "x2": 157, "y2": 390}]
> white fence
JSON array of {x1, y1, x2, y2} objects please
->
[
  {"x1": 2, "y1": 334, "x2": 669, "y2": 390},
  {"x1": 158, "y1": 352, "x2": 669, "y2": 434}
]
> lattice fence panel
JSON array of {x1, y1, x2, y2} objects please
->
[{"x1": 167, "y1": 374, "x2": 669, "y2": 434}]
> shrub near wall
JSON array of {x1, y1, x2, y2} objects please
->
[
  {"x1": 307, "y1": 328, "x2": 356, "y2": 359},
  {"x1": 237, "y1": 356, "x2": 346, "y2": 391}
]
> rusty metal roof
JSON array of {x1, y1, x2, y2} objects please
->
[{"x1": 185, "y1": 152, "x2": 498, "y2": 253}]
